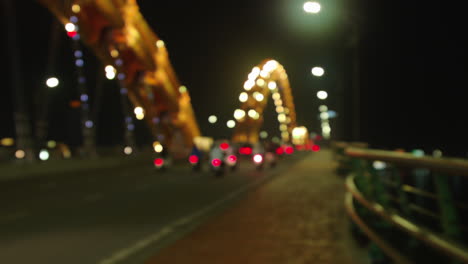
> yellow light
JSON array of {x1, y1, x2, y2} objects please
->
[
  {"x1": 276, "y1": 106, "x2": 284, "y2": 113},
  {"x1": 156, "y1": 40, "x2": 165, "y2": 48},
  {"x1": 254, "y1": 92, "x2": 264, "y2": 102},
  {"x1": 134, "y1": 107, "x2": 145, "y2": 120},
  {"x1": 233, "y1": 109, "x2": 246, "y2": 120},
  {"x1": 72, "y1": 4, "x2": 81, "y2": 13},
  {"x1": 274, "y1": 99, "x2": 283, "y2": 106},
  {"x1": 284, "y1": 107, "x2": 290, "y2": 114},
  {"x1": 260, "y1": 70, "x2": 269, "y2": 78},
  {"x1": 65, "y1": 23, "x2": 76, "y2": 32},
  {"x1": 47, "y1": 140, "x2": 57, "y2": 148},
  {"x1": 272, "y1": 92, "x2": 280, "y2": 100},
  {"x1": 248, "y1": 67, "x2": 260, "y2": 80},
  {"x1": 317, "y1": 90, "x2": 328, "y2": 100},
  {"x1": 259, "y1": 131, "x2": 268, "y2": 139},
  {"x1": 0, "y1": 138, "x2": 14, "y2": 146},
  {"x1": 239, "y1": 92, "x2": 248, "y2": 102},
  {"x1": 110, "y1": 49, "x2": 119, "y2": 58},
  {"x1": 208, "y1": 115, "x2": 217, "y2": 124},
  {"x1": 268, "y1": 81, "x2": 277, "y2": 90},
  {"x1": 256, "y1": 78, "x2": 265, "y2": 87},
  {"x1": 106, "y1": 71, "x2": 116, "y2": 80},
  {"x1": 281, "y1": 131, "x2": 289, "y2": 140},
  {"x1": 179, "y1": 85, "x2": 187, "y2": 93},
  {"x1": 244, "y1": 79, "x2": 255, "y2": 90},
  {"x1": 279, "y1": 124, "x2": 288, "y2": 131},
  {"x1": 248, "y1": 109, "x2": 257, "y2": 119},
  {"x1": 227, "y1": 120, "x2": 236, "y2": 128},
  {"x1": 303, "y1": 1, "x2": 321, "y2": 13},
  {"x1": 263, "y1": 60, "x2": 278, "y2": 72},
  {"x1": 320, "y1": 112, "x2": 329, "y2": 120},
  {"x1": 105, "y1": 65, "x2": 115, "y2": 73},
  {"x1": 124, "y1": 146, "x2": 133, "y2": 155},
  {"x1": 154, "y1": 143, "x2": 163, "y2": 153},
  {"x1": 319, "y1": 105, "x2": 328, "y2": 112},
  {"x1": 278, "y1": 114, "x2": 286, "y2": 123}
]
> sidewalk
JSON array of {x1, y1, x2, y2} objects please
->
[{"x1": 145, "y1": 150, "x2": 369, "y2": 264}]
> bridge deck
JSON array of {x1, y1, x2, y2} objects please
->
[{"x1": 145, "y1": 150, "x2": 369, "y2": 264}]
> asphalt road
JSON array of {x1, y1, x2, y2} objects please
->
[{"x1": 0, "y1": 153, "x2": 307, "y2": 264}]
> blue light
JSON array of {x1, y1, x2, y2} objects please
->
[
  {"x1": 80, "y1": 94, "x2": 88, "y2": 102},
  {"x1": 85, "y1": 120, "x2": 93, "y2": 128},
  {"x1": 72, "y1": 34, "x2": 80, "y2": 40},
  {"x1": 120, "y1": 88, "x2": 127, "y2": 94},
  {"x1": 117, "y1": 73, "x2": 126, "y2": 80},
  {"x1": 115, "y1": 59, "x2": 123, "y2": 66},
  {"x1": 70, "y1": 16, "x2": 78, "y2": 23},
  {"x1": 75, "y1": 59, "x2": 84, "y2": 67},
  {"x1": 74, "y1": 50, "x2": 83, "y2": 58},
  {"x1": 152, "y1": 117, "x2": 160, "y2": 124},
  {"x1": 78, "y1": 77, "x2": 86, "y2": 83},
  {"x1": 125, "y1": 116, "x2": 132, "y2": 123},
  {"x1": 127, "y1": 124, "x2": 135, "y2": 131}
]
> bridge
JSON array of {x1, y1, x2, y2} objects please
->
[{"x1": 1, "y1": 1, "x2": 467, "y2": 264}]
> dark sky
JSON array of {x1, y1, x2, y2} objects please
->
[{"x1": 1, "y1": 0, "x2": 467, "y2": 157}]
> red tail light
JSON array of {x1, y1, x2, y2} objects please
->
[
  {"x1": 220, "y1": 142, "x2": 229, "y2": 150},
  {"x1": 276, "y1": 147, "x2": 284, "y2": 155},
  {"x1": 253, "y1": 154, "x2": 263, "y2": 163},
  {"x1": 239, "y1": 147, "x2": 252, "y2": 155},
  {"x1": 189, "y1": 155, "x2": 199, "y2": 164},
  {"x1": 212, "y1": 158, "x2": 222, "y2": 167},
  {"x1": 285, "y1": 146, "x2": 294, "y2": 154},
  {"x1": 228, "y1": 155, "x2": 237, "y2": 162},
  {"x1": 154, "y1": 158, "x2": 164, "y2": 167},
  {"x1": 312, "y1": 145, "x2": 320, "y2": 152}
]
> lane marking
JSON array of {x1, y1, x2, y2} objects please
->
[{"x1": 97, "y1": 172, "x2": 273, "y2": 264}]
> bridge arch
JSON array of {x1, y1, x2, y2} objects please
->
[{"x1": 232, "y1": 59, "x2": 297, "y2": 144}]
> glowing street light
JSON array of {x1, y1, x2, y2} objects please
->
[
  {"x1": 303, "y1": 1, "x2": 321, "y2": 14},
  {"x1": 311, "y1": 66, "x2": 325, "y2": 77},
  {"x1": 317, "y1": 90, "x2": 328, "y2": 100},
  {"x1": 227, "y1": 120, "x2": 236, "y2": 128},
  {"x1": 208, "y1": 115, "x2": 217, "y2": 124},
  {"x1": 46, "y1": 77, "x2": 59, "y2": 88}
]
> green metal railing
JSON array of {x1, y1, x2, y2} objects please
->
[{"x1": 338, "y1": 146, "x2": 468, "y2": 264}]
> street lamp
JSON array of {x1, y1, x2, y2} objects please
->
[
  {"x1": 208, "y1": 115, "x2": 217, "y2": 124},
  {"x1": 311, "y1": 66, "x2": 325, "y2": 77},
  {"x1": 317, "y1": 90, "x2": 328, "y2": 100},
  {"x1": 46, "y1": 77, "x2": 59, "y2": 88},
  {"x1": 303, "y1": 1, "x2": 321, "y2": 14}
]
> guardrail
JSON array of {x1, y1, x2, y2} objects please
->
[{"x1": 339, "y1": 146, "x2": 468, "y2": 264}]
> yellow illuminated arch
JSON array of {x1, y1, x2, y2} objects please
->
[{"x1": 232, "y1": 59, "x2": 297, "y2": 144}]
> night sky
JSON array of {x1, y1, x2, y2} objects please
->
[{"x1": 1, "y1": 0, "x2": 467, "y2": 157}]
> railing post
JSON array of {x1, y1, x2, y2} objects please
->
[{"x1": 433, "y1": 173, "x2": 461, "y2": 241}]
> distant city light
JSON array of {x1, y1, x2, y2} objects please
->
[
  {"x1": 239, "y1": 92, "x2": 248, "y2": 102},
  {"x1": 75, "y1": 59, "x2": 84, "y2": 67},
  {"x1": 153, "y1": 142, "x2": 163, "y2": 153},
  {"x1": 254, "y1": 92, "x2": 264, "y2": 102},
  {"x1": 85, "y1": 120, "x2": 93, "y2": 128},
  {"x1": 303, "y1": 1, "x2": 321, "y2": 14},
  {"x1": 179, "y1": 85, "x2": 187, "y2": 93},
  {"x1": 317, "y1": 90, "x2": 328, "y2": 100},
  {"x1": 71, "y1": 4, "x2": 81, "y2": 13},
  {"x1": 268, "y1": 81, "x2": 277, "y2": 90},
  {"x1": 233, "y1": 109, "x2": 246, "y2": 120},
  {"x1": 46, "y1": 77, "x2": 59, "y2": 88},
  {"x1": 319, "y1": 105, "x2": 328, "y2": 112},
  {"x1": 156, "y1": 40, "x2": 165, "y2": 48},
  {"x1": 320, "y1": 112, "x2": 329, "y2": 120},
  {"x1": 47, "y1": 140, "x2": 57, "y2": 148},
  {"x1": 311, "y1": 66, "x2": 325, "y2": 77},
  {"x1": 15, "y1": 149, "x2": 25, "y2": 159},
  {"x1": 208, "y1": 115, "x2": 217, "y2": 124},
  {"x1": 65, "y1": 23, "x2": 76, "y2": 32},
  {"x1": 256, "y1": 78, "x2": 265, "y2": 87},
  {"x1": 110, "y1": 49, "x2": 119, "y2": 58},
  {"x1": 134, "y1": 107, "x2": 145, "y2": 120},
  {"x1": 372, "y1": 160, "x2": 387, "y2": 170},
  {"x1": 124, "y1": 146, "x2": 133, "y2": 155},
  {"x1": 243, "y1": 79, "x2": 255, "y2": 90},
  {"x1": 259, "y1": 131, "x2": 268, "y2": 139},
  {"x1": 0, "y1": 138, "x2": 14, "y2": 146},
  {"x1": 39, "y1": 149, "x2": 50, "y2": 161},
  {"x1": 227, "y1": 120, "x2": 236, "y2": 128}
]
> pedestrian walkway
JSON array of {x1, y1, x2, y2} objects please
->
[{"x1": 145, "y1": 150, "x2": 370, "y2": 264}]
